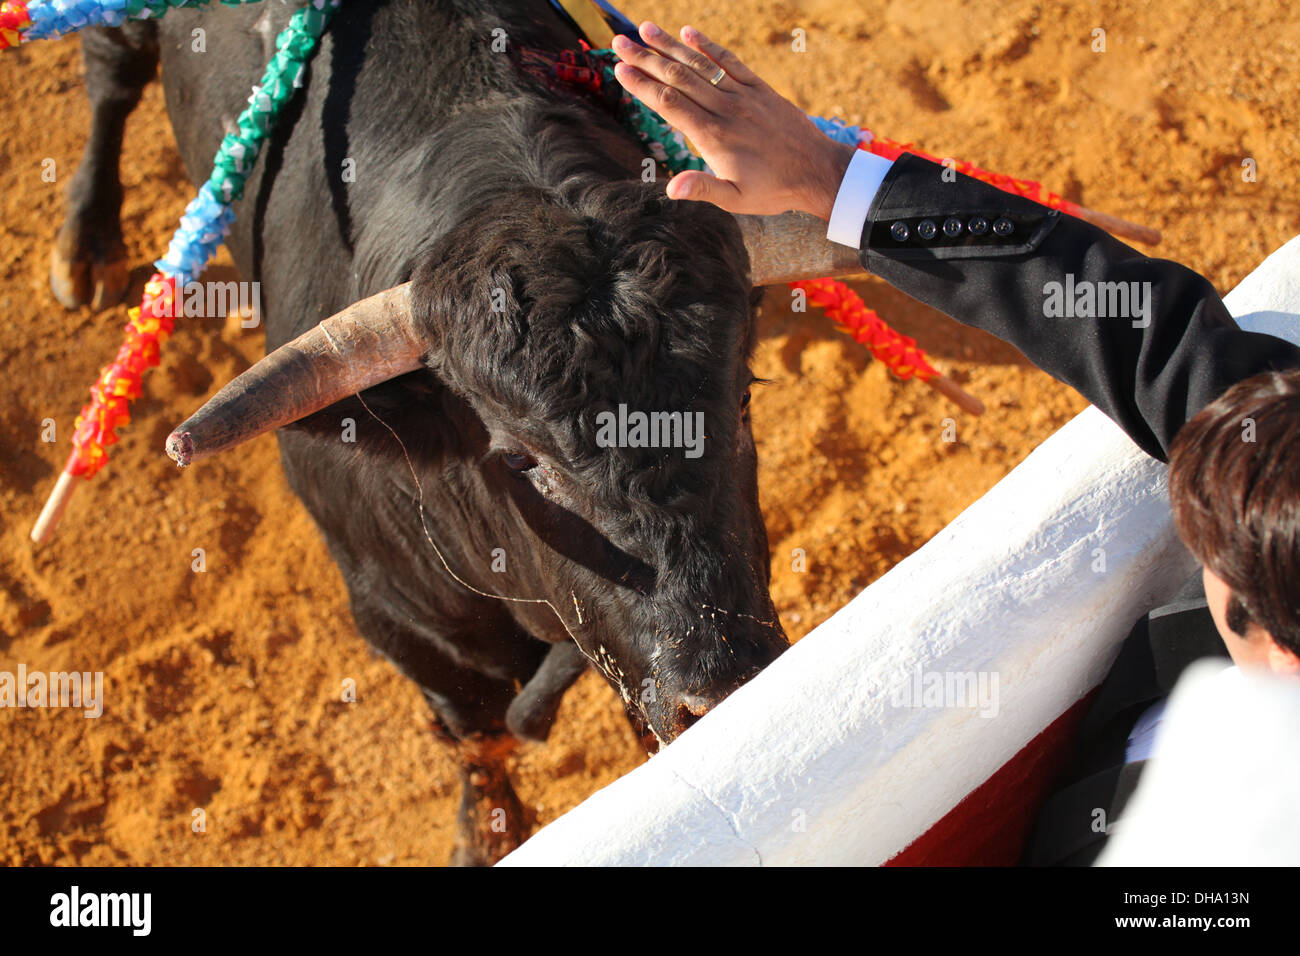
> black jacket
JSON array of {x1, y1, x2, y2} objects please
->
[
  {"x1": 854, "y1": 154, "x2": 1298, "y2": 863},
  {"x1": 1021, "y1": 573, "x2": 1228, "y2": 865},
  {"x1": 855, "y1": 153, "x2": 1300, "y2": 461}
]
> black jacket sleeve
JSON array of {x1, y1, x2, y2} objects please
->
[{"x1": 857, "y1": 153, "x2": 1300, "y2": 462}]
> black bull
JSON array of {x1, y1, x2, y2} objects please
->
[{"x1": 51, "y1": 1, "x2": 854, "y2": 863}]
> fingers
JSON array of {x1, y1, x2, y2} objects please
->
[
  {"x1": 665, "y1": 170, "x2": 745, "y2": 212},
  {"x1": 612, "y1": 30, "x2": 725, "y2": 112},
  {"x1": 636, "y1": 21, "x2": 728, "y2": 88},
  {"x1": 612, "y1": 59, "x2": 713, "y2": 134},
  {"x1": 678, "y1": 25, "x2": 761, "y2": 87}
]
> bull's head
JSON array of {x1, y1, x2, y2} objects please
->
[{"x1": 165, "y1": 187, "x2": 859, "y2": 744}]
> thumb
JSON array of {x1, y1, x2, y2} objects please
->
[{"x1": 666, "y1": 170, "x2": 745, "y2": 211}]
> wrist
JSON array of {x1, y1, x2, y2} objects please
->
[{"x1": 800, "y1": 139, "x2": 856, "y2": 221}]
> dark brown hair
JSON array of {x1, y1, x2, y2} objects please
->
[{"x1": 1169, "y1": 369, "x2": 1300, "y2": 655}]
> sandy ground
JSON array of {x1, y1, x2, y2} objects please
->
[{"x1": 2, "y1": 0, "x2": 1297, "y2": 865}]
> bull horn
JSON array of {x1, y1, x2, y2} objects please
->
[
  {"x1": 166, "y1": 282, "x2": 421, "y2": 467},
  {"x1": 735, "y1": 212, "x2": 863, "y2": 286}
]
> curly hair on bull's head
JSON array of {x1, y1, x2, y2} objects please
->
[{"x1": 410, "y1": 138, "x2": 756, "y2": 507}]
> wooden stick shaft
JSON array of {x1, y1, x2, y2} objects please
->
[
  {"x1": 1070, "y1": 204, "x2": 1162, "y2": 246},
  {"x1": 927, "y1": 374, "x2": 985, "y2": 417},
  {"x1": 30, "y1": 470, "x2": 78, "y2": 546}
]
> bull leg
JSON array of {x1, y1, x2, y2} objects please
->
[
  {"x1": 346, "y1": 591, "x2": 541, "y2": 866},
  {"x1": 415, "y1": 673, "x2": 531, "y2": 866},
  {"x1": 420, "y1": 672, "x2": 530, "y2": 867},
  {"x1": 51, "y1": 22, "x2": 158, "y2": 309},
  {"x1": 505, "y1": 639, "x2": 589, "y2": 742},
  {"x1": 443, "y1": 724, "x2": 529, "y2": 868},
  {"x1": 412, "y1": 664, "x2": 532, "y2": 867}
]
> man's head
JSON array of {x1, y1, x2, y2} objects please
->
[{"x1": 1169, "y1": 368, "x2": 1300, "y2": 675}]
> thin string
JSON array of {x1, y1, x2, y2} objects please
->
[{"x1": 352, "y1": 390, "x2": 602, "y2": 669}]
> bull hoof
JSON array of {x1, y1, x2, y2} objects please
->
[{"x1": 50, "y1": 240, "x2": 128, "y2": 311}]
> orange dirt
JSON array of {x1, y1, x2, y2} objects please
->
[{"x1": 2, "y1": 0, "x2": 1297, "y2": 865}]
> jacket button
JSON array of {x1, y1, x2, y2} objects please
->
[
  {"x1": 942, "y1": 217, "x2": 963, "y2": 237},
  {"x1": 993, "y1": 217, "x2": 1014, "y2": 237},
  {"x1": 890, "y1": 221, "x2": 910, "y2": 242},
  {"x1": 968, "y1": 216, "x2": 989, "y2": 236},
  {"x1": 917, "y1": 218, "x2": 938, "y2": 240}
]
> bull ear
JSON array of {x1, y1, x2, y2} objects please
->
[
  {"x1": 734, "y1": 212, "x2": 863, "y2": 286},
  {"x1": 166, "y1": 283, "x2": 424, "y2": 466}
]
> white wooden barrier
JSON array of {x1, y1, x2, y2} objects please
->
[{"x1": 500, "y1": 235, "x2": 1300, "y2": 867}]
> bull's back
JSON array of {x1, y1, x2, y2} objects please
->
[{"x1": 155, "y1": 0, "x2": 584, "y2": 348}]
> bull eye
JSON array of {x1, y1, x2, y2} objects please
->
[
  {"x1": 501, "y1": 450, "x2": 538, "y2": 473},
  {"x1": 741, "y1": 388, "x2": 752, "y2": 418}
]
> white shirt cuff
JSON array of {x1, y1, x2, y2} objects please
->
[{"x1": 826, "y1": 150, "x2": 895, "y2": 249}]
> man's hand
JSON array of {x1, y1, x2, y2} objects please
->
[{"x1": 611, "y1": 23, "x2": 855, "y2": 221}]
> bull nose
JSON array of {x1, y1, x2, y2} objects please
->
[
  {"x1": 680, "y1": 693, "x2": 712, "y2": 718},
  {"x1": 665, "y1": 691, "x2": 723, "y2": 737}
]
